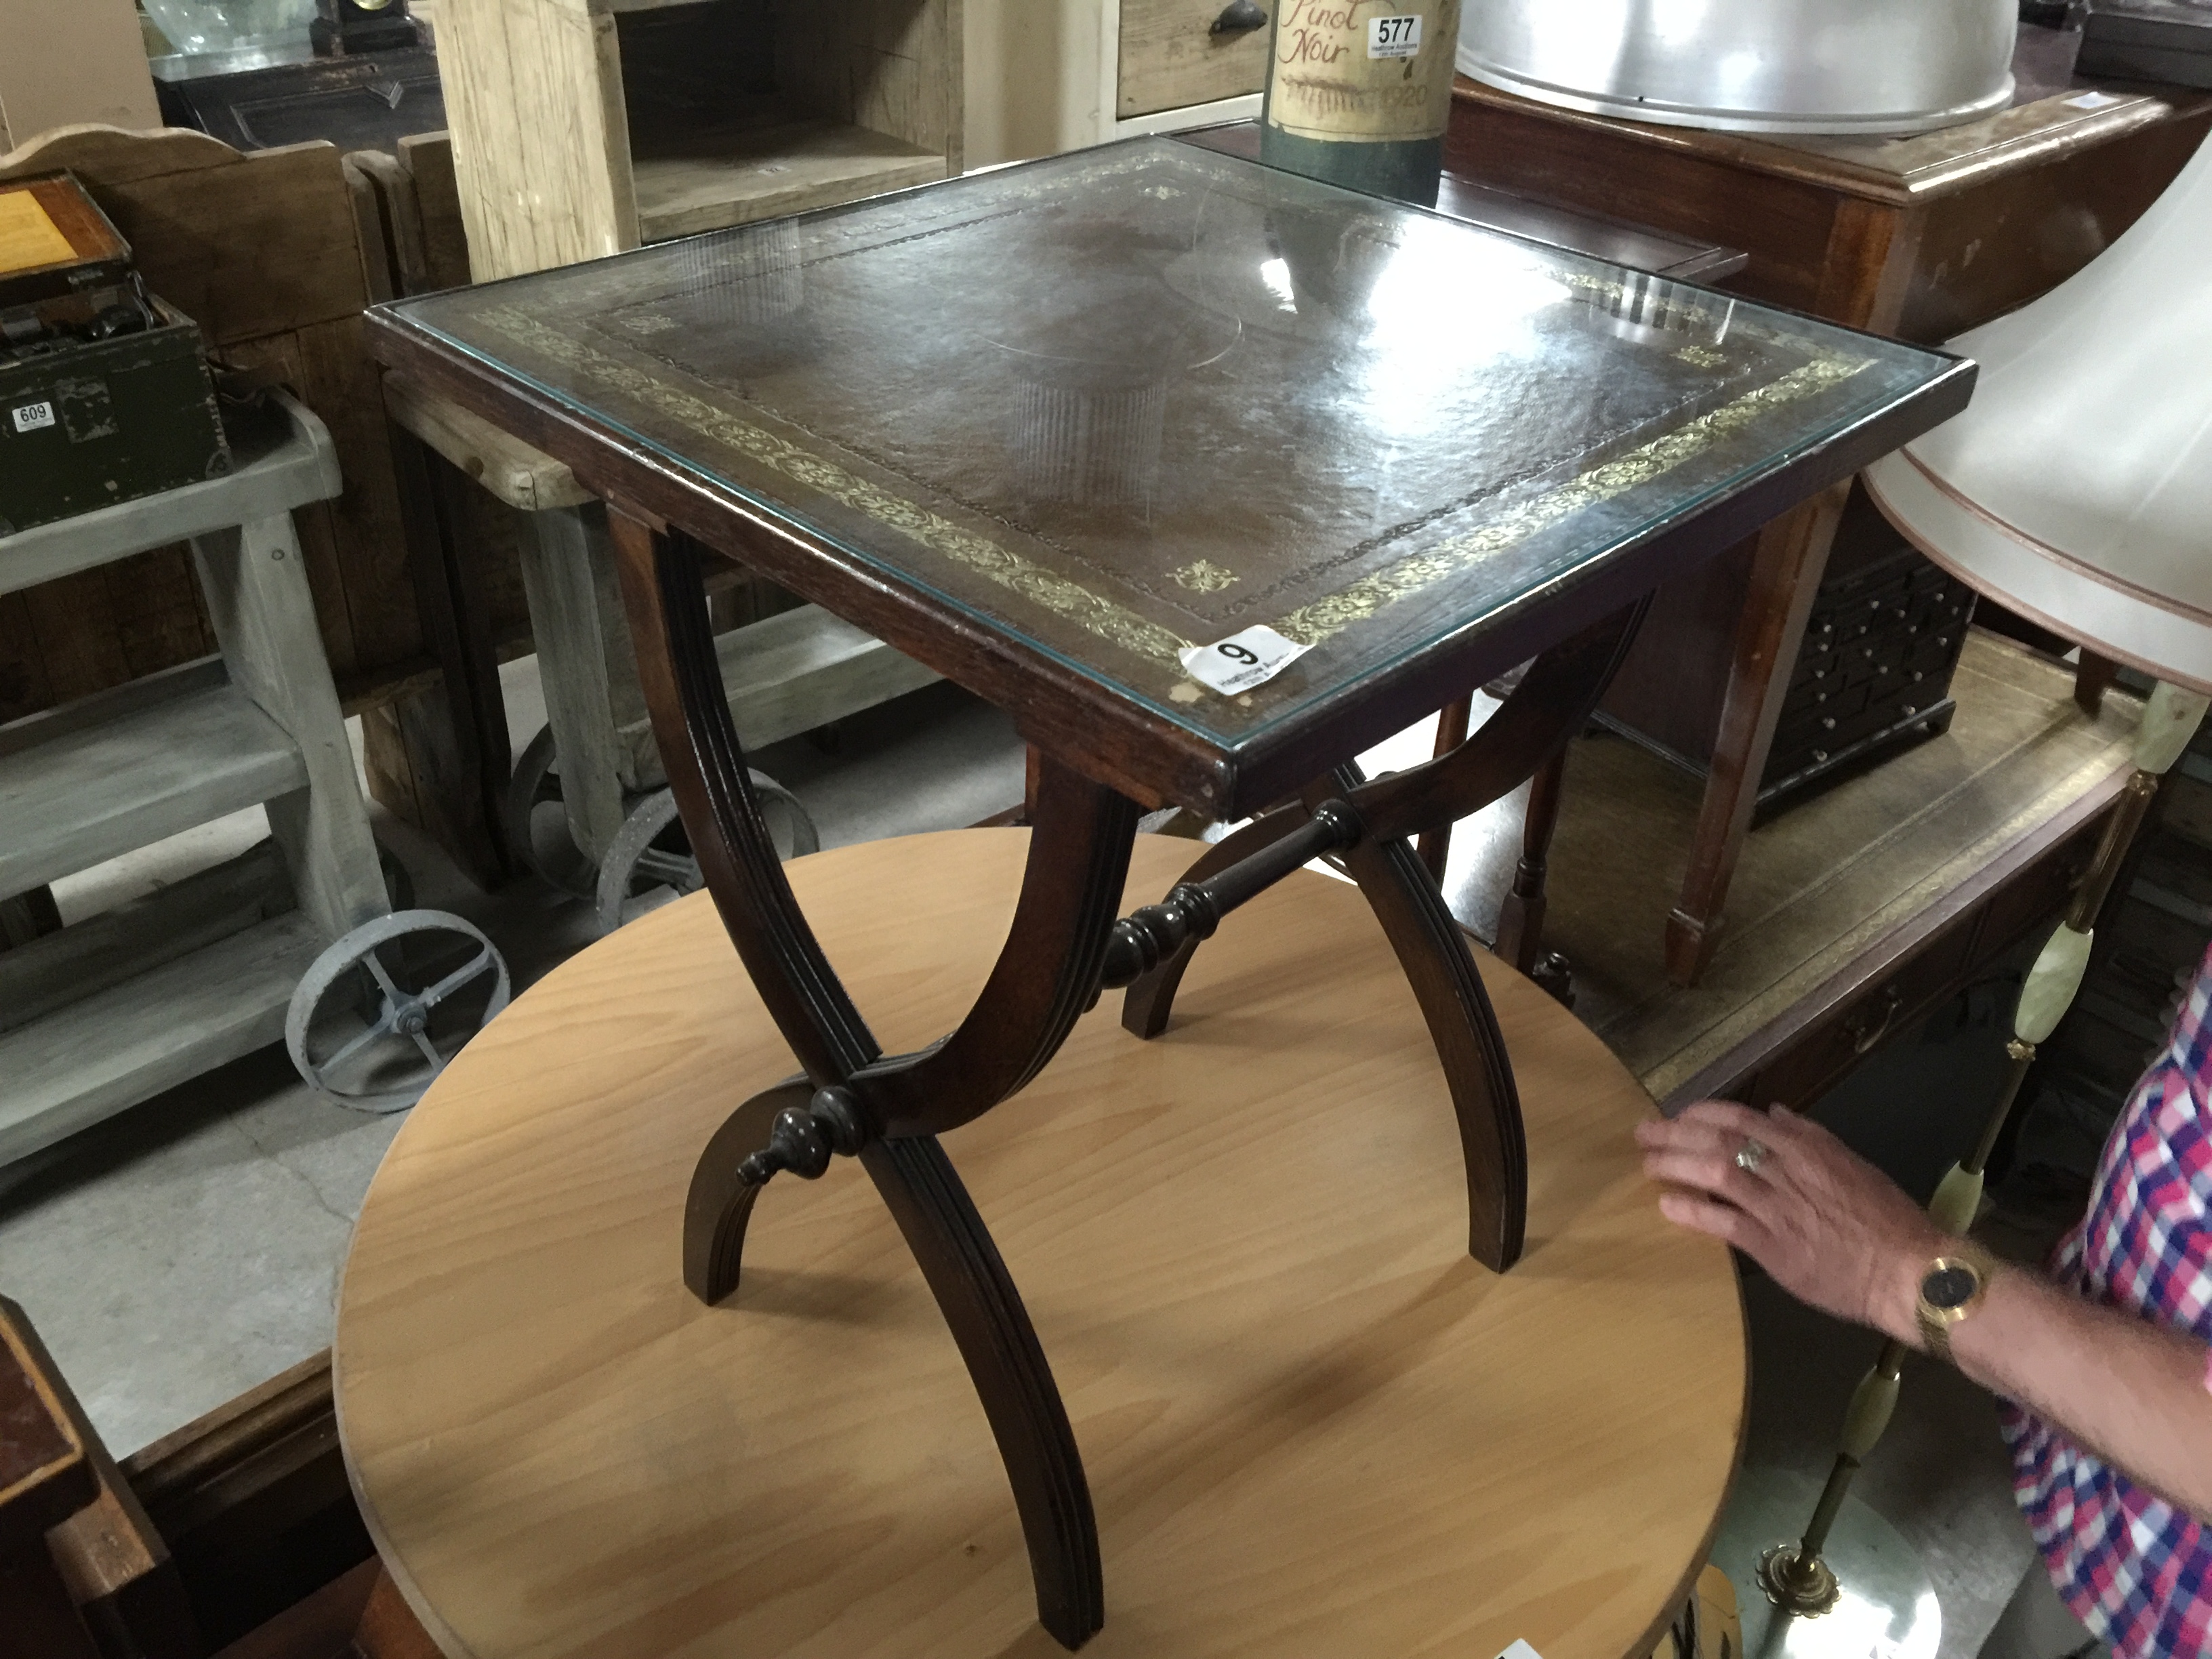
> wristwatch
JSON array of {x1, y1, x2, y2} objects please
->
[{"x1": 1915, "y1": 1243, "x2": 2000, "y2": 1363}]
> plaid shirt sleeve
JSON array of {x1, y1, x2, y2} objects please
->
[{"x1": 2001, "y1": 942, "x2": 2212, "y2": 1659}]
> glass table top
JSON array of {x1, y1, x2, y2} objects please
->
[{"x1": 377, "y1": 138, "x2": 1965, "y2": 762}]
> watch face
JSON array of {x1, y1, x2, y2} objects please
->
[{"x1": 1922, "y1": 1263, "x2": 1980, "y2": 1312}]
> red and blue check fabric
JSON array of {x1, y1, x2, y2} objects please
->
[{"x1": 2001, "y1": 942, "x2": 2212, "y2": 1658}]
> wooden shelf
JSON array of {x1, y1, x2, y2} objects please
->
[
  {"x1": 0, "y1": 910, "x2": 323, "y2": 1164},
  {"x1": 631, "y1": 118, "x2": 945, "y2": 241},
  {"x1": 0, "y1": 664, "x2": 306, "y2": 898},
  {"x1": 0, "y1": 391, "x2": 370, "y2": 1171},
  {"x1": 441, "y1": 0, "x2": 963, "y2": 281}
]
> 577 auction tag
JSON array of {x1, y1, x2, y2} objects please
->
[
  {"x1": 1179, "y1": 625, "x2": 1309, "y2": 696},
  {"x1": 1368, "y1": 12, "x2": 1423, "y2": 58}
]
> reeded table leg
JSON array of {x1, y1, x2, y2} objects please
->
[
  {"x1": 611, "y1": 506, "x2": 1122, "y2": 1651},
  {"x1": 1120, "y1": 602, "x2": 1649, "y2": 1273},
  {"x1": 1310, "y1": 767, "x2": 1529, "y2": 1271}
]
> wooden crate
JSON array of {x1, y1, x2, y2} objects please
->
[{"x1": 440, "y1": 0, "x2": 965, "y2": 282}]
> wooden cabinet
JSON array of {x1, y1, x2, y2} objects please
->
[
  {"x1": 441, "y1": 0, "x2": 964, "y2": 282},
  {"x1": 1116, "y1": 0, "x2": 1269, "y2": 119},
  {"x1": 964, "y1": 0, "x2": 1265, "y2": 167},
  {"x1": 1444, "y1": 32, "x2": 2212, "y2": 985},
  {"x1": 1673, "y1": 795, "x2": 2111, "y2": 1114}
]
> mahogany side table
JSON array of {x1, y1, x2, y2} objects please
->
[
  {"x1": 1445, "y1": 27, "x2": 2212, "y2": 984},
  {"x1": 362, "y1": 137, "x2": 1965, "y2": 1647}
]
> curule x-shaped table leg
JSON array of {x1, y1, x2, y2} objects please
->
[
  {"x1": 613, "y1": 510, "x2": 1129, "y2": 1651},
  {"x1": 615, "y1": 499, "x2": 1645, "y2": 1643},
  {"x1": 1120, "y1": 601, "x2": 1650, "y2": 1272}
]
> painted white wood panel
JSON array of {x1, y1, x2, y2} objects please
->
[
  {"x1": 0, "y1": 911, "x2": 323, "y2": 1164},
  {"x1": 0, "y1": 680, "x2": 306, "y2": 898}
]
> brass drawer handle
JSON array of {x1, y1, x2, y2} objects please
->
[
  {"x1": 1846, "y1": 987, "x2": 1904, "y2": 1054},
  {"x1": 1212, "y1": 0, "x2": 1268, "y2": 33}
]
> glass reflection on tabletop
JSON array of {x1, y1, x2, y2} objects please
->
[{"x1": 381, "y1": 138, "x2": 1959, "y2": 753}]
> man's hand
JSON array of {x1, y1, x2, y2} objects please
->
[{"x1": 1636, "y1": 1101, "x2": 1944, "y2": 1345}]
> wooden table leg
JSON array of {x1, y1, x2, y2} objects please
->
[
  {"x1": 1120, "y1": 604, "x2": 1650, "y2": 1271},
  {"x1": 511, "y1": 503, "x2": 636, "y2": 866},
  {"x1": 2074, "y1": 650, "x2": 2120, "y2": 718},
  {"x1": 194, "y1": 511, "x2": 391, "y2": 943},
  {"x1": 379, "y1": 426, "x2": 514, "y2": 887},
  {"x1": 1664, "y1": 485, "x2": 1851, "y2": 988},
  {"x1": 1311, "y1": 767, "x2": 1528, "y2": 1271},
  {"x1": 1494, "y1": 747, "x2": 1565, "y2": 975},
  {"x1": 613, "y1": 507, "x2": 1120, "y2": 1652},
  {"x1": 1415, "y1": 695, "x2": 1474, "y2": 882}
]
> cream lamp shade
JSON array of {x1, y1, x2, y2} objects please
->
[{"x1": 1863, "y1": 135, "x2": 2212, "y2": 693}]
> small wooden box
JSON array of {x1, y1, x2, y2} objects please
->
[
  {"x1": 440, "y1": 0, "x2": 964, "y2": 282},
  {"x1": 0, "y1": 172, "x2": 131, "y2": 308}
]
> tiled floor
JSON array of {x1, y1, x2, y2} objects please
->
[{"x1": 0, "y1": 664, "x2": 2059, "y2": 1656}]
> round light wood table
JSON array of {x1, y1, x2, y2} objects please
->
[{"x1": 335, "y1": 830, "x2": 1746, "y2": 1659}]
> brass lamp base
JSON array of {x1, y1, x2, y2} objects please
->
[
  {"x1": 1757, "y1": 1543, "x2": 1841, "y2": 1616},
  {"x1": 1714, "y1": 1469, "x2": 1940, "y2": 1659}
]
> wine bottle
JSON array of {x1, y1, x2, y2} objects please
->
[{"x1": 1258, "y1": 0, "x2": 1462, "y2": 208}]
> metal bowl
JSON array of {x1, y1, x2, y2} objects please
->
[{"x1": 1456, "y1": 0, "x2": 2018, "y2": 136}]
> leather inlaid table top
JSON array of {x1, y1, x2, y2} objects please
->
[{"x1": 367, "y1": 138, "x2": 1969, "y2": 817}]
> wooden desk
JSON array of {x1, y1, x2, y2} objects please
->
[
  {"x1": 1444, "y1": 25, "x2": 2212, "y2": 985},
  {"x1": 335, "y1": 832, "x2": 1746, "y2": 1659}
]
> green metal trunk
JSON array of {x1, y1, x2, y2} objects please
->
[{"x1": 0, "y1": 297, "x2": 230, "y2": 537}]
